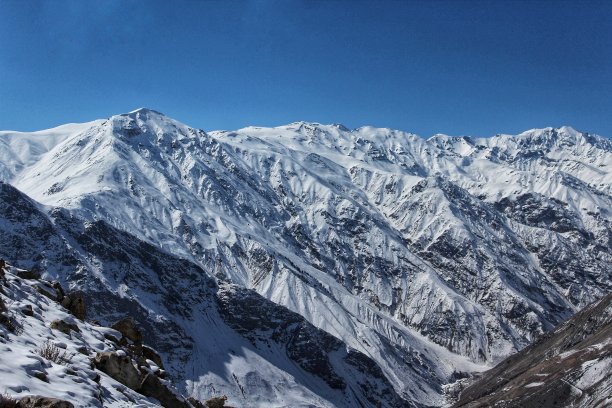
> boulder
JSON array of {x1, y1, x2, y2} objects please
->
[
  {"x1": 111, "y1": 317, "x2": 142, "y2": 343},
  {"x1": 21, "y1": 304, "x2": 34, "y2": 317},
  {"x1": 35, "y1": 284, "x2": 59, "y2": 301},
  {"x1": 49, "y1": 319, "x2": 80, "y2": 335},
  {"x1": 142, "y1": 344, "x2": 164, "y2": 369},
  {"x1": 186, "y1": 397, "x2": 206, "y2": 408},
  {"x1": 60, "y1": 294, "x2": 86, "y2": 320},
  {"x1": 139, "y1": 373, "x2": 191, "y2": 408},
  {"x1": 93, "y1": 351, "x2": 142, "y2": 391},
  {"x1": 51, "y1": 282, "x2": 65, "y2": 303},
  {"x1": 17, "y1": 396, "x2": 74, "y2": 408},
  {"x1": 16, "y1": 269, "x2": 41, "y2": 280},
  {"x1": 205, "y1": 396, "x2": 228, "y2": 408}
]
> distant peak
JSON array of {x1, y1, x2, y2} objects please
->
[
  {"x1": 517, "y1": 126, "x2": 583, "y2": 140},
  {"x1": 127, "y1": 107, "x2": 164, "y2": 116},
  {"x1": 106, "y1": 108, "x2": 198, "y2": 142},
  {"x1": 332, "y1": 123, "x2": 350, "y2": 131}
]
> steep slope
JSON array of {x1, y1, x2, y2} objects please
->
[
  {"x1": 0, "y1": 264, "x2": 184, "y2": 407},
  {"x1": 452, "y1": 293, "x2": 612, "y2": 407},
  {"x1": 1, "y1": 109, "x2": 610, "y2": 406},
  {"x1": 0, "y1": 182, "x2": 420, "y2": 407}
]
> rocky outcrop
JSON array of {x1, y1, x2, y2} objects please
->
[
  {"x1": 60, "y1": 293, "x2": 85, "y2": 321},
  {"x1": 15, "y1": 269, "x2": 41, "y2": 280},
  {"x1": 17, "y1": 396, "x2": 74, "y2": 408},
  {"x1": 93, "y1": 349, "x2": 190, "y2": 408},
  {"x1": 111, "y1": 316, "x2": 142, "y2": 343},
  {"x1": 139, "y1": 373, "x2": 191, "y2": 408},
  {"x1": 49, "y1": 319, "x2": 80, "y2": 335},
  {"x1": 202, "y1": 396, "x2": 227, "y2": 408},
  {"x1": 93, "y1": 351, "x2": 142, "y2": 390}
]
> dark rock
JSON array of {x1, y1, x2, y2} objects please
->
[
  {"x1": 76, "y1": 346, "x2": 89, "y2": 355},
  {"x1": 141, "y1": 344, "x2": 164, "y2": 369},
  {"x1": 49, "y1": 319, "x2": 80, "y2": 335},
  {"x1": 139, "y1": 373, "x2": 191, "y2": 408},
  {"x1": 93, "y1": 351, "x2": 142, "y2": 391},
  {"x1": 204, "y1": 396, "x2": 228, "y2": 408},
  {"x1": 60, "y1": 294, "x2": 86, "y2": 320},
  {"x1": 0, "y1": 392, "x2": 17, "y2": 407},
  {"x1": 186, "y1": 397, "x2": 206, "y2": 408},
  {"x1": 35, "y1": 284, "x2": 59, "y2": 302},
  {"x1": 51, "y1": 282, "x2": 65, "y2": 303},
  {"x1": 17, "y1": 396, "x2": 74, "y2": 408},
  {"x1": 111, "y1": 317, "x2": 142, "y2": 343},
  {"x1": 16, "y1": 269, "x2": 41, "y2": 280},
  {"x1": 31, "y1": 370, "x2": 48, "y2": 382},
  {"x1": 103, "y1": 333, "x2": 121, "y2": 345},
  {"x1": 21, "y1": 304, "x2": 34, "y2": 317}
]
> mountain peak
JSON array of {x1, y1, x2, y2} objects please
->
[
  {"x1": 128, "y1": 107, "x2": 164, "y2": 115},
  {"x1": 107, "y1": 108, "x2": 195, "y2": 142}
]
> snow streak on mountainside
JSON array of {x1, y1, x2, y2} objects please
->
[{"x1": 1, "y1": 108, "x2": 611, "y2": 407}]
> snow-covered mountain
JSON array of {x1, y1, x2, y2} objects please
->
[{"x1": 1, "y1": 108, "x2": 610, "y2": 407}]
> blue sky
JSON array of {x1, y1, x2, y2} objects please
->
[{"x1": 1, "y1": 0, "x2": 611, "y2": 137}]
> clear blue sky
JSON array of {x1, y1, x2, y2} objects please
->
[{"x1": 1, "y1": 0, "x2": 611, "y2": 137}]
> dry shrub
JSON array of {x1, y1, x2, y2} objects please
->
[
  {"x1": 0, "y1": 310, "x2": 23, "y2": 335},
  {"x1": 0, "y1": 392, "x2": 17, "y2": 408},
  {"x1": 37, "y1": 340, "x2": 74, "y2": 365}
]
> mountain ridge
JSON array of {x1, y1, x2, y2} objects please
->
[{"x1": 0, "y1": 109, "x2": 610, "y2": 407}]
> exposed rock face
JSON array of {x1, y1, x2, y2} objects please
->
[
  {"x1": 142, "y1": 344, "x2": 164, "y2": 369},
  {"x1": 60, "y1": 293, "x2": 85, "y2": 320},
  {"x1": 139, "y1": 373, "x2": 191, "y2": 408},
  {"x1": 93, "y1": 350, "x2": 191, "y2": 408},
  {"x1": 217, "y1": 284, "x2": 344, "y2": 389},
  {"x1": 16, "y1": 269, "x2": 41, "y2": 280},
  {"x1": 111, "y1": 316, "x2": 142, "y2": 343},
  {"x1": 453, "y1": 293, "x2": 612, "y2": 408},
  {"x1": 49, "y1": 319, "x2": 80, "y2": 335},
  {"x1": 216, "y1": 284, "x2": 413, "y2": 407},
  {"x1": 20, "y1": 304, "x2": 34, "y2": 316},
  {"x1": 17, "y1": 396, "x2": 74, "y2": 408},
  {"x1": 202, "y1": 396, "x2": 227, "y2": 408},
  {"x1": 93, "y1": 351, "x2": 142, "y2": 390}
]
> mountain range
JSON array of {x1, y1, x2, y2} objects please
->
[{"x1": 0, "y1": 108, "x2": 610, "y2": 407}]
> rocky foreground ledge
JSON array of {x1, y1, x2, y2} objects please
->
[{"x1": 0, "y1": 262, "x2": 230, "y2": 408}]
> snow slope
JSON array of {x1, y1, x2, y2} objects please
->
[
  {"x1": 0, "y1": 265, "x2": 169, "y2": 407},
  {"x1": 1, "y1": 109, "x2": 611, "y2": 406},
  {"x1": 0, "y1": 182, "x2": 440, "y2": 407}
]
